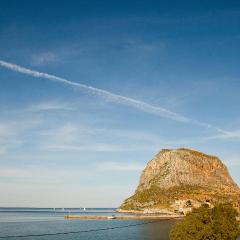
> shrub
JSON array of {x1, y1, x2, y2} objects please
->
[{"x1": 169, "y1": 203, "x2": 239, "y2": 240}]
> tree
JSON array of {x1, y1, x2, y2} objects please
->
[{"x1": 169, "y1": 203, "x2": 239, "y2": 240}]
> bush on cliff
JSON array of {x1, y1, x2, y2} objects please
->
[{"x1": 169, "y1": 203, "x2": 239, "y2": 240}]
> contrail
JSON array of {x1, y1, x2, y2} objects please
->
[
  {"x1": 0, "y1": 60, "x2": 223, "y2": 132},
  {"x1": 0, "y1": 60, "x2": 191, "y2": 122}
]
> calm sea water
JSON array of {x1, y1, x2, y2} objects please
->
[{"x1": 0, "y1": 208, "x2": 176, "y2": 240}]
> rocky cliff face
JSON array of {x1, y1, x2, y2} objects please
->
[{"x1": 118, "y1": 148, "x2": 240, "y2": 214}]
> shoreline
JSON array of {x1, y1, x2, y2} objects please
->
[{"x1": 64, "y1": 215, "x2": 184, "y2": 220}]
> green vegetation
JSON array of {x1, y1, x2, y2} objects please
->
[
  {"x1": 178, "y1": 148, "x2": 218, "y2": 159},
  {"x1": 159, "y1": 149, "x2": 171, "y2": 154},
  {"x1": 170, "y1": 203, "x2": 239, "y2": 240},
  {"x1": 120, "y1": 185, "x2": 235, "y2": 210}
]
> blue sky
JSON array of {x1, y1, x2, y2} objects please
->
[{"x1": 0, "y1": 0, "x2": 240, "y2": 207}]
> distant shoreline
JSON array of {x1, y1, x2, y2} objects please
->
[{"x1": 65, "y1": 215, "x2": 184, "y2": 220}]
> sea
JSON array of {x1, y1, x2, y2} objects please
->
[{"x1": 0, "y1": 208, "x2": 176, "y2": 240}]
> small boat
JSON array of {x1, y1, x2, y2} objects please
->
[
  {"x1": 83, "y1": 207, "x2": 86, "y2": 211},
  {"x1": 107, "y1": 215, "x2": 116, "y2": 219}
]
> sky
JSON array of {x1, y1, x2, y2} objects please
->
[{"x1": 0, "y1": 0, "x2": 240, "y2": 207}]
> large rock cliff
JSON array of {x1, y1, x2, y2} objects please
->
[{"x1": 118, "y1": 148, "x2": 240, "y2": 214}]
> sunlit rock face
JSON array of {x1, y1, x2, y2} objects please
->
[{"x1": 118, "y1": 148, "x2": 240, "y2": 214}]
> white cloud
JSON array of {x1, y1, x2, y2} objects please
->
[
  {"x1": 37, "y1": 123, "x2": 160, "y2": 153},
  {"x1": 0, "y1": 166, "x2": 84, "y2": 184},
  {"x1": 0, "y1": 123, "x2": 16, "y2": 140},
  {"x1": 206, "y1": 129, "x2": 240, "y2": 141},
  {"x1": 0, "y1": 60, "x2": 199, "y2": 124},
  {"x1": 3, "y1": 59, "x2": 238, "y2": 137},
  {"x1": 0, "y1": 147, "x2": 7, "y2": 156},
  {"x1": 44, "y1": 144, "x2": 126, "y2": 152},
  {"x1": 96, "y1": 162, "x2": 144, "y2": 172},
  {"x1": 31, "y1": 52, "x2": 59, "y2": 66},
  {"x1": 40, "y1": 123, "x2": 86, "y2": 145},
  {"x1": 36, "y1": 121, "x2": 220, "y2": 153},
  {"x1": 0, "y1": 118, "x2": 41, "y2": 155},
  {"x1": 26, "y1": 100, "x2": 74, "y2": 112}
]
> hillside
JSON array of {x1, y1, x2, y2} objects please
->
[{"x1": 118, "y1": 148, "x2": 240, "y2": 215}]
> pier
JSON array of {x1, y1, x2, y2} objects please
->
[{"x1": 64, "y1": 215, "x2": 183, "y2": 220}]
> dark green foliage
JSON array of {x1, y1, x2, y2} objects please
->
[{"x1": 170, "y1": 203, "x2": 239, "y2": 240}]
